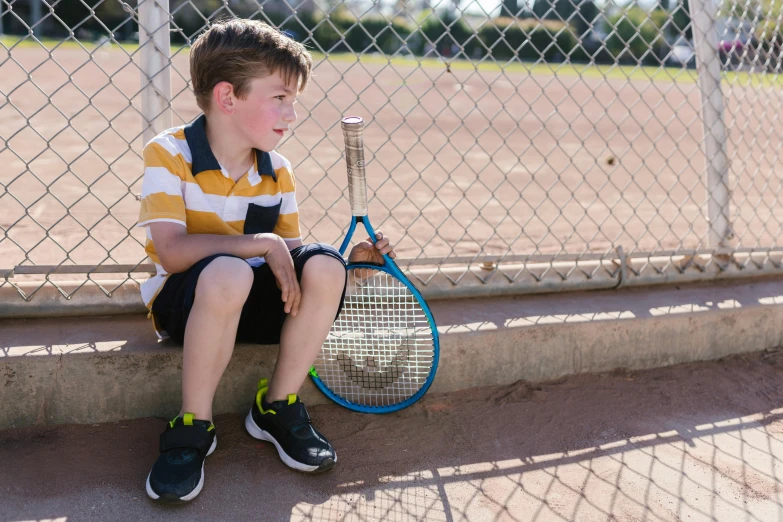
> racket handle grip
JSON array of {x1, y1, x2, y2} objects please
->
[{"x1": 341, "y1": 116, "x2": 368, "y2": 217}]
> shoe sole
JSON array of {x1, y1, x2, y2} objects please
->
[
  {"x1": 245, "y1": 410, "x2": 336, "y2": 473},
  {"x1": 145, "y1": 435, "x2": 217, "y2": 503}
]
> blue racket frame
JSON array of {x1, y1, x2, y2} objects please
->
[{"x1": 309, "y1": 214, "x2": 441, "y2": 414}]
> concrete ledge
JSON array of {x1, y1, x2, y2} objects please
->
[{"x1": 3, "y1": 278, "x2": 783, "y2": 428}]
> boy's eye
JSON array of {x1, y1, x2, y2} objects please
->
[{"x1": 275, "y1": 95, "x2": 285, "y2": 100}]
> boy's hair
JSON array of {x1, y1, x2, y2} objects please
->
[{"x1": 189, "y1": 18, "x2": 313, "y2": 112}]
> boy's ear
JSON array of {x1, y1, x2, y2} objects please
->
[{"x1": 212, "y1": 81, "x2": 236, "y2": 115}]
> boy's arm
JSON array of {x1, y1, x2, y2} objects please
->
[
  {"x1": 284, "y1": 238, "x2": 303, "y2": 250},
  {"x1": 139, "y1": 138, "x2": 301, "y2": 313},
  {"x1": 151, "y1": 222, "x2": 301, "y2": 315},
  {"x1": 149, "y1": 222, "x2": 282, "y2": 273}
]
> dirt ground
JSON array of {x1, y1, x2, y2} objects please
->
[
  {"x1": 2, "y1": 350, "x2": 783, "y2": 521},
  {"x1": 2, "y1": 45, "x2": 782, "y2": 275}
]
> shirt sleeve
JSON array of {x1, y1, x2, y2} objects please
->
[
  {"x1": 273, "y1": 162, "x2": 302, "y2": 240},
  {"x1": 137, "y1": 140, "x2": 187, "y2": 228}
]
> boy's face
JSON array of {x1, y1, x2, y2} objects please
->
[{"x1": 232, "y1": 71, "x2": 299, "y2": 152}]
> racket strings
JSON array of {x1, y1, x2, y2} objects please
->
[{"x1": 315, "y1": 268, "x2": 436, "y2": 407}]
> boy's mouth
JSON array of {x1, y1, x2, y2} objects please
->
[{"x1": 274, "y1": 129, "x2": 285, "y2": 136}]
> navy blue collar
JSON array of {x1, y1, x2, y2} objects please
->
[{"x1": 183, "y1": 114, "x2": 276, "y2": 182}]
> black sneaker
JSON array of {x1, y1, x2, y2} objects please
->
[
  {"x1": 245, "y1": 378, "x2": 336, "y2": 472},
  {"x1": 145, "y1": 413, "x2": 216, "y2": 503}
]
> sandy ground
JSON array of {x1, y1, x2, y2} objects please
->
[
  {"x1": 2, "y1": 350, "x2": 783, "y2": 521},
  {"x1": 2, "y1": 45, "x2": 783, "y2": 278}
]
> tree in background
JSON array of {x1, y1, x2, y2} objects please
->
[
  {"x1": 501, "y1": 0, "x2": 519, "y2": 17},
  {"x1": 671, "y1": 0, "x2": 693, "y2": 40},
  {"x1": 606, "y1": 6, "x2": 669, "y2": 64},
  {"x1": 575, "y1": 0, "x2": 599, "y2": 38},
  {"x1": 415, "y1": 9, "x2": 472, "y2": 55},
  {"x1": 6, "y1": 0, "x2": 138, "y2": 40},
  {"x1": 533, "y1": 0, "x2": 578, "y2": 23}
]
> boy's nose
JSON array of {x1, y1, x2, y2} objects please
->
[{"x1": 283, "y1": 106, "x2": 297, "y2": 124}]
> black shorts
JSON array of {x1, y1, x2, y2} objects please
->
[{"x1": 151, "y1": 243, "x2": 347, "y2": 345}]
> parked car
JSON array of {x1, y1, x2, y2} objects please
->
[
  {"x1": 667, "y1": 37, "x2": 696, "y2": 68},
  {"x1": 719, "y1": 39, "x2": 745, "y2": 69}
]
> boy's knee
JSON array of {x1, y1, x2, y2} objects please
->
[
  {"x1": 302, "y1": 254, "x2": 346, "y2": 289},
  {"x1": 196, "y1": 256, "x2": 253, "y2": 307}
]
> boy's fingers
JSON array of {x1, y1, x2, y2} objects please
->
[
  {"x1": 288, "y1": 271, "x2": 299, "y2": 314},
  {"x1": 280, "y1": 278, "x2": 289, "y2": 304},
  {"x1": 292, "y1": 280, "x2": 302, "y2": 316},
  {"x1": 289, "y1": 278, "x2": 299, "y2": 315},
  {"x1": 278, "y1": 269, "x2": 292, "y2": 304},
  {"x1": 286, "y1": 276, "x2": 295, "y2": 306},
  {"x1": 288, "y1": 275, "x2": 296, "y2": 310}
]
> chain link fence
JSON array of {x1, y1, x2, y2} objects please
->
[{"x1": 1, "y1": 0, "x2": 782, "y2": 310}]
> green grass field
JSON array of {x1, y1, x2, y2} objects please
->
[{"x1": 2, "y1": 34, "x2": 781, "y2": 88}]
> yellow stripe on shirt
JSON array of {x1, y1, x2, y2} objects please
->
[
  {"x1": 273, "y1": 212, "x2": 301, "y2": 239},
  {"x1": 139, "y1": 193, "x2": 186, "y2": 224},
  {"x1": 144, "y1": 142, "x2": 190, "y2": 177}
]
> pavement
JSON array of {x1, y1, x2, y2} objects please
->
[{"x1": 3, "y1": 349, "x2": 783, "y2": 522}]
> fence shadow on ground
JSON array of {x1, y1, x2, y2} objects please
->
[{"x1": 2, "y1": 345, "x2": 783, "y2": 521}]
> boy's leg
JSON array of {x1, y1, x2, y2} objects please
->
[
  {"x1": 245, "y1": 245, "x2": 346, "y2": 472},
  {"x1": 146, "y1": 255, "x2": 252, "y2": 503},
  {"x1": 181, "y1": 256, "x2": 253, "y2": 420},
  {"x1": 266, "y1": 253, "x2": 347, "y2": 401}
]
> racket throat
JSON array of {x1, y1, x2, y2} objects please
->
[{"x1": 339, "y1": 216, "x2": 375, "y2": 257}]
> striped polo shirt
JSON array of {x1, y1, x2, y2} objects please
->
[{"x1": 137, "y1": 114, "x2": 301, "y2": 310}]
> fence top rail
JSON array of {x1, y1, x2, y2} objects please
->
[{"x1": 4, "y1": 246, "x2": 783, "y2": 278}]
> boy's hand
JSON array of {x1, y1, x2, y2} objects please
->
[
  {"x1": 348, "y1": 230, "x2": 396, "y2": 265},
  {"x1": 261, "y1": 234, "x2": 301, "y2": 316}
]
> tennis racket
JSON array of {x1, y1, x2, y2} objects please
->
[{"x1": 309, "y1": 116, "x2": 440, "y2": 413}]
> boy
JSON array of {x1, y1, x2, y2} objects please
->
[{"x1": 136, "y1": 19, "x2": 396, "y2": 503}]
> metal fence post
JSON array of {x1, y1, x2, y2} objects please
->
[
  {"x1": 690, "y1": 0, "x2": 733, "y2": 248},
  {"x1": 30, "y1": 0, "x2": 42, "y2": 38},
  {"x1": 138, "y1": 0, "x2": 172, "y2": 145}
]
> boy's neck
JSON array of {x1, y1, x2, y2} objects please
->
[{"x1": 204, "y1": 112, "x2": 255, "y2": 181}]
